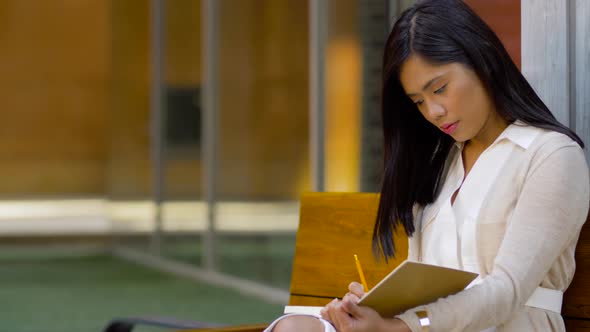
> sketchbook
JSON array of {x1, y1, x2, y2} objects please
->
[{"x1": 284, "y1": 260, "x2": 478, "y2": 317}]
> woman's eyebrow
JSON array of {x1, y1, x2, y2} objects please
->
[{"x1": 407, "y1": 74, "x2": 445, "y2": 97}]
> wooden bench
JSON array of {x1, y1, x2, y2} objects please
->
[{"x1": 180, "y1": 192, "x2": 590, "y2": 331}]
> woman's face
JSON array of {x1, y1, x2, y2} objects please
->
[{"x1": 399, "y1": 54, "x2": 504, "y2": 145}]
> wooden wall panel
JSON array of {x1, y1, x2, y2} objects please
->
[
  {"x1": 0, "y1": 1, "x2": 310, "y2": 199},
  {"x1": 107, "y1": 0, "x2": 152, "y2": 198},
  {"x1": 216, "y1": 0, "x2": 310, "y2": 199},
  {"x1": 107, "y1": 0, "x2": 310, "y2": 200},
  {"x1": 0, "y1": 1, "x2": 110, "y2": 195},
  {"x1": 165, "y1": 0, "x2": 202, "y2": 86}
]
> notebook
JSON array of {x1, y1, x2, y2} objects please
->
[{"x1": 284, "y1": 260, "x2": 478, "y2": 317}]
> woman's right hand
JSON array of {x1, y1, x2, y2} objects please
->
[
  {"x1": 347, "y1": 281, "x2": 366, "y2": 299},
  {"x1": 321, "y1": 282, "x2": 366, "y2": 325}
]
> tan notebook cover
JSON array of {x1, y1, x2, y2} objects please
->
[
  {"x1": 357, "y1": 260, "x2": 478, "y2": 316},
  {"x1": 283, "y1": 261, "x2": 478, "y2": 317}
]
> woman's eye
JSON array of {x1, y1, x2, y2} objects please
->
[
  {"x1": 414, "y1": 100, "x2": 424, "y2": 106},
  {"x1": 434, "y1": 84, "x2": 447, "y2": 94}
]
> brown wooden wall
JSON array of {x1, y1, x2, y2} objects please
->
[
  {"x1": 108, "y1": 0, "x2": 310, "y2": 199},
  {"x1": 0, "y1": 1, "x2": 520, "y2": 198},
  {"x1": 215, "y1": 0, "x2": 310, "y2": 199},
  {"x1": 0, "y1": 1, "x2": 110, "y2": 196},
  {"x1": 107, "y1": 0, "x2": 151, "y2": 198},
  {"x1": 1, "y1": 1, "x2": 309, "y2": 199}
]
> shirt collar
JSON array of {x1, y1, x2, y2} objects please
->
[{"x1": 495, "y1": 120, "x2": 539, "y2": 149}]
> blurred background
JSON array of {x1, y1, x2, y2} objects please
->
[{"x1": 0, "y1": 1, "x2": 521, "y2": 331}]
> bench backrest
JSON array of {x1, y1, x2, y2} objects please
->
[
  {"x1": 289, "y1": 193, "x2": 590, "y2": 329},
  {"x1": 563, "y1": 205, "x2": 590, "y2": 329},
  {"x1": 288, "y1": 193, "x2": 405, "y2": 306}
]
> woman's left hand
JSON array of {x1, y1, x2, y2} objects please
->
[{"x1": 319, "y1": 295, "x2": 387, "y2": 332}]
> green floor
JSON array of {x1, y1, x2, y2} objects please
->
[
  {"x1": 0, "y1": 251, "x2": 286, "y2": 332},
  {"x1": 161, "y1": 234, "x2": 297, "y2": 290}
]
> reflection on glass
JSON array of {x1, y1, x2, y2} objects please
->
[
  {"x1": 160, "y1": 0, "x2": 203, "y2": 264},
  {"x1": 108, "y1": 0, "x2": 154, "y2": 251},
  {"x1": 325, "y1": 0, "x2": 362, "y2": 192},
  {"x1": 212, "y1": 0, "x2": 309, "y2": 287}
]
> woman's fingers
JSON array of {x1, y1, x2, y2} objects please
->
[
  {"x1": 325, "y1": 298, "x2": 354, "y2": 331},
  {"x1": 342, "y1": 292, "x2": 361, "y2": 304},
  {"x1": 341, "y1": 297, "x2": 363, "y2": 317},
  {"x1": 322, "y1": 283, "x2": 366, "y2": 331},
  {"x1": 331, "y1": 303, "x2": 354, "y2": 331},
  {"x1": 320, "y1": 298, "x2": 339, "y2": 322},
  {"x1": 348, "y1": 281, "x2": 366, "y2": 297}
]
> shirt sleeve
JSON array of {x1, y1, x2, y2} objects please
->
[{"x1": 396, "y1": 144, "x2": 590, "y2": 332}]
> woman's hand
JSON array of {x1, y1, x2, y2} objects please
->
[
  {"x1": 319, "y1": 282, "x2": 411, "y2": 332},
  {"x1": 348, "y1": 281, "x2": 365, "y2": 298}
]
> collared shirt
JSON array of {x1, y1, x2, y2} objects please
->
[
  {"x1": 397, "y1": 122, "x2": 590, "y2": 332},
  {"x1": 422, "y1": 121, "x2": 540, "y2": 274}
]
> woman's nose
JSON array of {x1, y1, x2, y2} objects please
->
[{"x1": 425, "y1": 101, "x2": 446, "y2": 120}]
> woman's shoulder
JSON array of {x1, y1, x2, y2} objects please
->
[
  {"x1": 502, "y1": 123, "x2": 588, "y2": 182},
  {"x1": 524, "y1": 124, "x2": 584, "y2": 157},
  {"x1": 522, "y1": 126, "x2": 589, "y2": 180}
]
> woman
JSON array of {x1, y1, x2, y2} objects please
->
[{"x1": 266, "y1": 0, "x2": 590, "y2": 331}]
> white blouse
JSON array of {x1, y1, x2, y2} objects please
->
[
  {"x1": 420, "y1": 125, "x2": 525, "y2": 332},
  {"x1": 421, "y1": 124, "x2": 523, "y2": 275},
  {"x1": 397, "y1": 122, "x2": 590, "y2": 331}
]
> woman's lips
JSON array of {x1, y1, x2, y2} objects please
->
[{"x1": 440, "y1": 121, "x2": 459, "y2": 135}]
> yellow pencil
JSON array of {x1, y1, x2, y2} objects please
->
[{"x1": 354, "y1": 254, "x2": 369, "y2": 292}]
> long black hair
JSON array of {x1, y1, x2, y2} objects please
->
[{"x1": 373, "y1": 0, "x2": 584, "y2": 260}]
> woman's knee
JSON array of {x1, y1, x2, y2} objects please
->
[{"x1": 271, "y1": 315, "x2": 325, "y2": 332}]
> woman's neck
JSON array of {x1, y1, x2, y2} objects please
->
[{"x1": 467, "y1": 113, "x2": 509, "y2": 152}]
